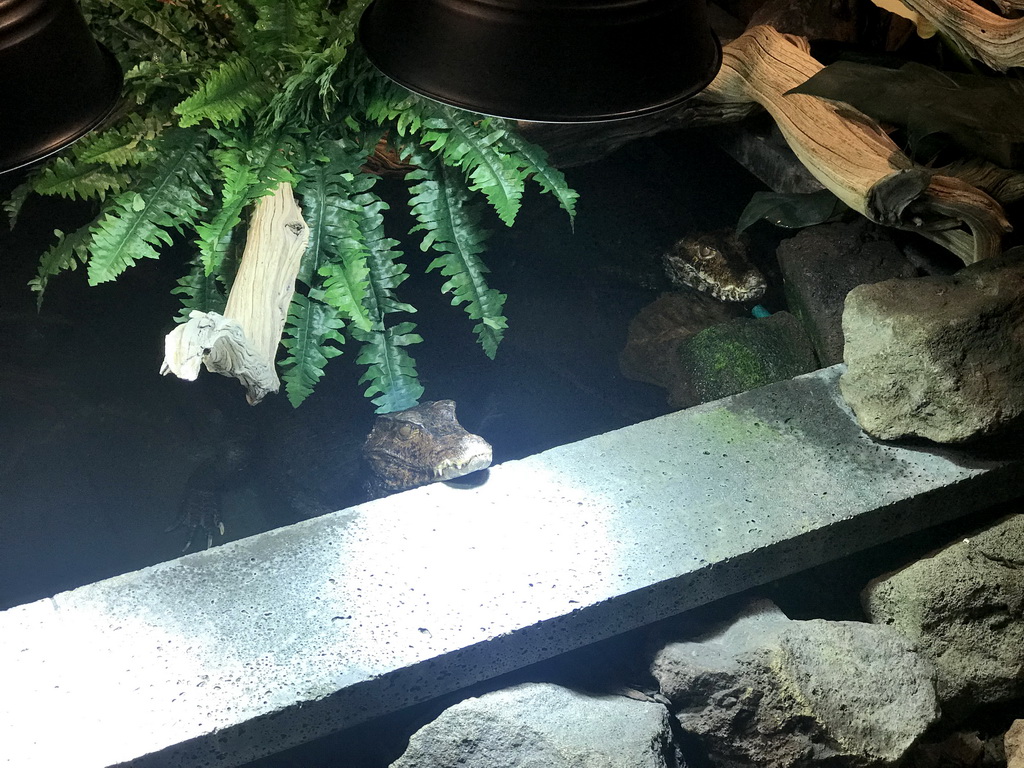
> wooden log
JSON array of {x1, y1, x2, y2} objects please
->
[
  {"x1": 701, "y1": 25, "x2": 1009, "y2": 263},
  {"x1": 160, "y1": 183, "x2": 309, "y2": 404},
  {"x1": 897, "y1": 0, "x2": 1024, "y2": 71},
  {"x1": 940, "y1": 158, "x2": 1024, "y2": 205}
]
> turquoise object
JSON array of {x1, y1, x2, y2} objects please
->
[{"x1": 752, "y1": 305, "x2": 772, "y2": 319}]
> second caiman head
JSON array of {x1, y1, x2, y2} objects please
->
[{"x1": 362, "y1": 400, "x2": 493, "y2": 496}]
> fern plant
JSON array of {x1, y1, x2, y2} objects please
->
[{"x1": 5, "y1": 0, "x2": 578, "y2": 412}]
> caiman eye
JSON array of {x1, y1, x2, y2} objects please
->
[{"x1": 398, "y1": 425, "x2": 414, "y2": 439}]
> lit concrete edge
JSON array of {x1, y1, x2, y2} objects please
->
[{"x1": 2, "y1": 364, "x2": 1022, "y2": 768}]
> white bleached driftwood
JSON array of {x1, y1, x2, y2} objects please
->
[{"x1": 160, "y1": 182, "x2": 309, "y2": 404}]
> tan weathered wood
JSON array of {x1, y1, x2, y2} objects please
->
[
  {"x1": 940, "y1": 158, "x2": 1024, "y2": 205},
  {"x1": 899, "y1": 0, "x2": 1024, "y2": 70},
  {"x1": 160, "y1": 183, "x2": 309, "y2": 404},
  {"x1": 700, "y1": 25, "x2": 1010, "y2": 263}
]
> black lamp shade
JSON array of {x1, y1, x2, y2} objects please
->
[
  {"x1": 358, "y1": 0, "x2": 722, "y2": 123},
  {"x1": 0, "y1": 0, "x2": 123, "y2": 174}
]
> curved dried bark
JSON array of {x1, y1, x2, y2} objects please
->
[
  {"x1": 900, "y1": 0, "x2": 1024, "y2": 71},
  {"x1": 702, "y1": 25, "x2": 1009, "y2": 263},
  {"x1": 161, "y1": 183, "x2": 309, "y2": 404}
]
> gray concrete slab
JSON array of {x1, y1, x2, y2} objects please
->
[{"x1": 2, "y1": 365, "x2": 1021, "y2": 767}]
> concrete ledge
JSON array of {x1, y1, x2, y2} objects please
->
[{"x1": 2, "y1": 365, "x2": 1022, "y2": 767}]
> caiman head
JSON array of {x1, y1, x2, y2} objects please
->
[{"x1": 362, "y1": 400, "x2": 492, "y2": 496}]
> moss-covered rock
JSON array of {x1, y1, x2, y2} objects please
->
[{"x1": 673, "y1": 311, "x2": 818, "y2": 406}]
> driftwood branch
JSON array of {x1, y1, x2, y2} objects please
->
[
  {"x1": 899, "y1": 0, "x2": 1024, "y2": 71},
  {"x1": 701, "y1": 25, "x2": 1010, "y2": 263},
  {"x1": 160, "y1": 182, "x2": 309, "y2": 404}
]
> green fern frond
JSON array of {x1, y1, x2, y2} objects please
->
[
  {"x1": 245, "y1": 129, "x2": 302, "y2": 193},
  {"x1": 265, "y1": 51, "x2": 342, "y2": 130},
  {"x1": 280, "y1": 293, "x2": 345, "y2": 406},
  {"x1": 175, "y1": 55, "x2": 272, "y2": 128},
  {"x1": 195, "y1": 145, "x2": 260, "y2": 276},
  {"x1": 103, "y1": 0, "x2": 206, "y2": 53},
  {"x1": 363, "y1": 79, "x2": 431, "y2": 137},
  {"x1": 171, "y1": 259, "x2": 227, "y2": 322},
  {"x1": 251, "y1": 0, "x2": 329, "y2": 58},
  {"x1": 422, "y1": 108, "x2": 527, "y2": 227},
  {"x1": 32, "y1": 157, "x2": 130, "y2": 203},
  {"x1": 195, "y1": 128, "x2": 300, "y2": 275},
  {"x1": 29, "y1": 226, "x2": 93, "y2": 308},
  {"x1": 353, "y1": 323, "x2": 424, "y2": 413},
  {"x1": 262, "y1": 2, "x2": 371, "y2": 129},
  {"x1": 4, "y1": 175, "x2": 37, "y2": 229},
  {"x1": 407, "y1": 154, "x2": 507, "y2": 358},
  {"x1": 206, "y1": 0, "x2": 258, "y2": 44},
  {"x1": 88, "y1": 129, "x2": 212, "y2": 285},
  {"x1": 73, "y1": 114, "x2": 163, "y2": 169},
  {"x1": 123, "y1": 57, "x2": 206, "y2": 110},
  {"x1": 359, "y1": 193, "x2": 416, "y2": 324},
  {"x1": 313, "y1": 189, "x2": 376, "y2": 332},
  {"x1": 494, "y1": 126, "x2": 579, "y2": 223}
]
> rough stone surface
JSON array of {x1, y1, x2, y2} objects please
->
[
  {"x1": 776, "y1": 221, "x2": 918, "y2": 366},
  {"x1": 650, "y1": 599, "x2": 938, "y2": 768},
  {"x1": 1007, "y1": 720, "x2": 1024, "y2": 768},
  {"x1": 840, "y1": 249, "x2": 1024, "y2": 442},
  {"x1": 619, "y1": 290, "x2": 740, "y2": 392},
  {"x1": 674, "y1": 311, "x2": 819, "y2": 406},
  {"x1": 389, "y1": 682, "x2": 678, "y2": 768},
  {"x1": 901, "y1": 731, "x2": 991, "y2": 768},
  {"x1": 862, "y1": 514, "x2": 1024, "y2": 721}
]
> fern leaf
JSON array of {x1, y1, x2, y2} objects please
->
[
  {"x1": 192, "y1": 128, "x2": 300, "y2": 276},
  {"x1": 261, "y1": 0, "x2": 372, "y2": 132},
  {"x1": 4, "y1": 175, "x2": 36, "y2": 229},
  {"x1": 353, "y1": 323, "x2": 424, "y2": 413},
  {"x1": 423, "y1": 108, "x2": 527, "y2": 226},
  {"x1": 29, "y1": 226, "x2": 92, "y2": 308},
  {"x1": 358, "y1": 193, "x2": 416, "y2": 324},
  {"x1": 204, "y1": 0, "x2": 258, "y2": 44},
  {"x1": 195, "y1": 146, "x2": 259, "y2": 275},
  {"x1": 32, "y1": 157, "x2": 130, "y2": 202},
  {"x1": 494, "y1": 126, "x2": 580, "y2": 222},
  {"x1": 73, "y1": 114, "x2": 163, "y2": 169},
  {"x1": 296, "y1": 153, "x2": 355, "y2": 284},
  {"x1": 280, "y1": 293, "x2": 345, "y2": 406},
  {"x1": 297, "y1": 146, "x2": 405, "y2": 332},
  {"x1": 103, "y1": 0, "x2": 204, "y2": 52},
  {"x1": 88, "y1": 129, "x2": 212, "y2": 285},
  {"x1": 407, "y1": 153, "x2": 507, "y2": 358},
  {"x1": 175, "y1": 56, "x2": 272, "y2": 127},
  {"x1": 251, "y1": 0, "x2": 329, "y2": 58},
  {"x1": 171, "y1": 259, "x2": 227, "y2": 322}
]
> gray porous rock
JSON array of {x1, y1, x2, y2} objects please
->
[
  {"x1": 862, "y1": 514, "x2": 1024, "y2": 722},
  {"x1": 776, "y1": 220, "x2": 917, "y2": 367},
  {"x1": 389, "y1": 682, "x2": 680, "y2": 768},
  {"x1": 840, "y1": 249, "x2": 1024, "y2": 442},
  {"x1": 650, "y1": 599, "x2": 938, "y2": 768}
]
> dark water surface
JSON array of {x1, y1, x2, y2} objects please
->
[{"x1": 0, "y1": 129, "x2": 771, "y2": 611}]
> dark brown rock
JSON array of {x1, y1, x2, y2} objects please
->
[{"x1": 776, "y1": 221, "x2": 917, "y2": 367}]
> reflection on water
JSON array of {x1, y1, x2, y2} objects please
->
[{"x1": 0, "y1": 130, "x2": 774, "y2": 610}]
